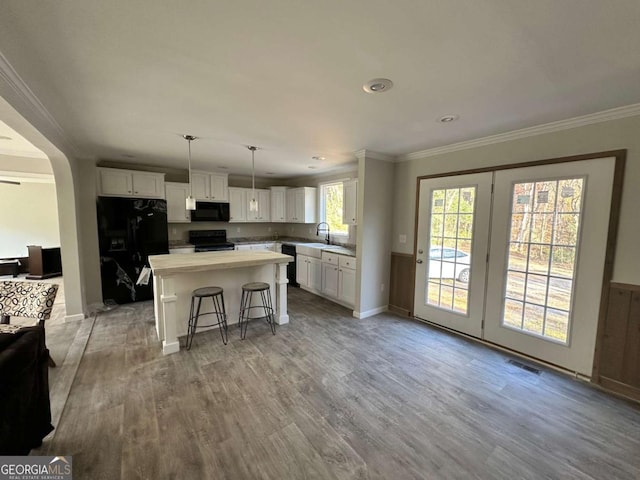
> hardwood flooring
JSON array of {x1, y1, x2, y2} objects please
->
[{"x1": 40, "y1": 287, "x2": 640, "y2": 479}]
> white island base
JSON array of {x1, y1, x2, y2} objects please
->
[{"x1": 149, "y1": 251, "x2": 292, "y2": 355}]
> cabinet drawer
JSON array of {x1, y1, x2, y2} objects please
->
[
  {"x1": 339, "y1": 255, "x2": 356, "y2": 269},
  {"x1": 321, "y1": 252, "x2": 339, "y2": 265}
]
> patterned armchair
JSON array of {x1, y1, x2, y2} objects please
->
[{"x1": 0, "y1": 281, "x2": 59, "y2": 367}]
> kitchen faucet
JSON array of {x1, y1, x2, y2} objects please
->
[{"x1": 316, "y1": 222, "x2": 331, "y2": 244}]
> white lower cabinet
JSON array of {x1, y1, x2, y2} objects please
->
[
  {"x1": 338, "y1": 265, "x2": 356, "y2": 306},
  {"x1": 320, "y1": 251, "x2": 356, "y2": 308},
  {"x1": 321, "y1": 262, "x2": 339, "y2": 298},
  {"x1": 169, "y1": 247, "x2": 195, "y2": 254},
  {"x1": 235, "y1": 242, "x2": 279, "y2": 251},
  {"x1": 297, "y1": 254, "x2": 322, "y2": 290}
]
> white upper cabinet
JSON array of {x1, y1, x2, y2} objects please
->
[
  {"x1": 231, "y1": 188, "x2": 270, "y2": 222},
  {"x1": 165, "y1": 182, "x2": 191, "y2": 223},
  {"x1": 228, "y1": 187, "x2": 247, "y2": 222},
  {"x1": 270, "y1": 187, "x2": 287, "y2": 223},
  {"x1": 97, "y1": 167, "x2": 165, "y2": 198},
  {"x1": 343, "y1": 179, "x2": 358, "y2": 225},
  {"x1": 191, "y1": 171, "x2": 229, "y2": 201},
  {"x1": 286, "y1": 187, "x2": 317, "y2": 223}
]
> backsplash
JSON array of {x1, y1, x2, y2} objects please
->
[{"x1": 169, "y1": 221, "x2": 356, "y2": 247}]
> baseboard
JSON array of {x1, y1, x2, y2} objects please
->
[
  {"x1": 64, "y1": 313, "x2": 85, "y2": 322},
  {"x1": 388, "y1": 304, "x2": 411, "y2": 317},
  {"x1": 597, "y1": 376, "x2": 640, "y2": 403},
  {"x1": 353, "y1": 305, "x2": 388, "y2": 319}
]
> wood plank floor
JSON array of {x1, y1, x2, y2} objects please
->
[{"x1": 42, "y1": 287, "x2": 640, "y2": 479}]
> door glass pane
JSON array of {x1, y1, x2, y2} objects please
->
[
  {"x1": 502, "y1": 177, "x2": 584, "y2": 344},
  {"x1": 426, "y1": 187, "x2": 475, "y2": 314}
]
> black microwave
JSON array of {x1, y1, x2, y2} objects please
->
[{"x1": 191, "y1": 202, "x2": 231, "y2": 222}]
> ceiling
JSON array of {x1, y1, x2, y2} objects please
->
[{"x1": 1, "y1": 1, "x2": 640, "y2": 178}]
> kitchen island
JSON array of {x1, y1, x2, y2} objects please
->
[{"x1": 148, "y1": 250, "x2": 292, "y2": 355}]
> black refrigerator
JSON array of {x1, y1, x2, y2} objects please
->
[{"x1": 96, "y1": 197, "x2": 169, "y2": 304}]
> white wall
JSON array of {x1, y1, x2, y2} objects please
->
[
  {"x1": 355, "y1": 153, "x2": 394, "y2": 316},
  {"x1": 0, "y1": 181, "x2": 60, "y2": 258},
  {"x1": 392, "y1": 114, "x2": 640, "y2": 285}
]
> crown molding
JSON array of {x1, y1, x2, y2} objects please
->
[
  {"x1": 397, "y1": 103, "x2": 640, "y2": 162},
  {"x1": 0, "y1": 52, "x2": 81, "y2": 158},
  {"x1": 353, "y1": 149, "x2": 395, "y2": 162}
]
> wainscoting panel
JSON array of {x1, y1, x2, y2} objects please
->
[
  {"x1": 389, "y1": 253, "x2": 415, "y2": 317},
  {"x1": 595, "y1": 282, "x2": 640, "y2": 401}
]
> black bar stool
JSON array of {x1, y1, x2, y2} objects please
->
[
  {"x1": 186, "y1": 286, "x2": 228, "y2": 349},
  {"x1": 238, "y1": 282, "x2": 276, "y2": 339}
]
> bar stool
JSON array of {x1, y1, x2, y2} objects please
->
[
  {"x1": 186, "y1": 286, "x2": 228, "y2": 349},
  {"x1": 238, "y1": 282, "x2": 276, "y2": 339}
]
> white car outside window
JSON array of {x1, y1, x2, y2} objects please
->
[{"x1": 429, "y1": 247, "x2": 471, "y2": 282}]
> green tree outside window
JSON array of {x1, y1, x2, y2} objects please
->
[{"x1": 322, "y1": 183, "x2": 348, "y2": 235}]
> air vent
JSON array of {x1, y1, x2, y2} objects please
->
[{"x1": 507, "y1": 359, "x2": 541, "y2": 375}]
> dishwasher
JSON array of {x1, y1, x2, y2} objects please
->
[{"x1": 281, "y1": 244, "x2": 299, "y2": 287}]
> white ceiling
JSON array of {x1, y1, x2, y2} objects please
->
[{"x1": 1, "y1": 1, "x2": 640, "y2": 178}]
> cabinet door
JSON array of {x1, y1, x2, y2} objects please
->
[
  {"x1": 286, "y1": 189, "x2": 297, "y2": 222},
  {"x1": 132, "y1": 172, "x2": 165, "y2": 198},
  {"x1": 343, "y1": 180, "x2": 357, "y2": 225},
  {"x1": 270, "y1": 188, "x2": 286, "y2": 222},
  {"x1": 210, "y1": 173, "x2": 228, "y2": 201},
  {"x1": 98, "y1": 169, "x2": 133, "y2": 196},
  {"x1": 309, "y1": 258, "x2": 323, "y2": 291},
  {"x1": 339, "y1": 267, "x2": 356, "y2": 306},
  {"x1": 294, "y1": 189, "x2": 305, "y2": 223},
  {"x1": 165, "y1": 182, "x2": 191, "y2": 223},
  {"x1": 297, "y1": 255, "x2": 309, "y2": 287},
  {"x1": 322, "y1": 262, "x2": 339, "y2": 298},
  {"x1": 258, "y1": 189, "x2": 271, "y2": 221},
  {"x1": 229, "y1": 188, "x2": 247, "y2": 222},
  {"x1": 191, "y1": 173, "x2": 210, "y2": 200}
]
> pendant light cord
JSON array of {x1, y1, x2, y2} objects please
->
[
  {"x1": 188, "y1": 138, "x2": 193, "y2": 198},
  {"x1": 251, "y1": 148, "x2": 255, "y2": 198}
]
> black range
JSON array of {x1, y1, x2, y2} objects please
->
[{"x1": 189, "y1": 230, "x2": 235, "y2": 252}]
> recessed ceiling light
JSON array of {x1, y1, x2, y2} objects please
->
[
  {"x1": 217, "y1": 166, "x2": 228, "y2": 170},
  {"x1": 312, "y1": 156, "x2": 325, "y2": 161},
  {"x1": 308, "y1": 166, "x2": 318, "y2": 170},
  {"x1": 363, "y1": 78, "x2": 394, "y2": 94},
  {"x1": 265, "y1": 172, "x2": 275, "y2": 175},
  {"x1": 438, "y1": 114, "x2": 459, "y2": 123},
  {"x1": 121, "y1": 153, "x2": 135, "y2": 158},
  {"x1": 0, "y1": 135, "x2": 13, "y2": 140}
]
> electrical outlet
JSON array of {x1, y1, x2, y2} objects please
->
[
  {"x1": 268, "y1": 227, "x2": 272, "y2": 232},
  {"x1": 236, "y1": 227, "x2": 240, "y2": 233},
  {"x1": 171, "y1": 227, "x2": 177, "y2": 235},
  {"x1": 380, "y1": 283, "x2": 385, "y2": 292},
  {"x1": 399, "y1": 234, "x2": 407, "y2": 244},
  {"x1": 309, "y1": 228, "x2": 312, "y2": 234}
]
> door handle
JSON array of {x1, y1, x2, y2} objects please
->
[
  {"x1": 418, "y1": 249, "x2": 423, "y2": 254},
  {"x1": 416, "y1": 259, "x2": 423, "y2": 264}
]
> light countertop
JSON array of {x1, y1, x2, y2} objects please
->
[{"x1": 149, "y1": 250, "x2": 293, "y2": 276}]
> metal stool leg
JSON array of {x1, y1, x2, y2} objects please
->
[
  {"x1": 213, "y1": 292, "x2": 228, "y2": 345},
  {"x1": 262, "y1": 288, "x2": 276, "y2": 335},
  {"x1": 187, "y1": 296, "x2": 203, "y2": 350},
  {"x1": 240, "y1": 291, "x2": 252, "y2": 340}
]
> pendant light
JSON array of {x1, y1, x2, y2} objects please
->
[
  {"x1": 248, "y1": 146, "x2": 259, "y2": 212},
  {"x1": 183, "y1": 134, "x2": 197, "y2": 210}
]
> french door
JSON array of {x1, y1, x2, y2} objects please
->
[
  {"x1": 414, "y1": 157, "x2": 616, "y2": 375},
  {"x1": 413, "y1": 173, "x2": 492, "y2": 337}
]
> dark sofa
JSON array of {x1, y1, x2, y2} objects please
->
[{"x1": 0, "y1": 326, "x2": 54, "y2": 454}]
